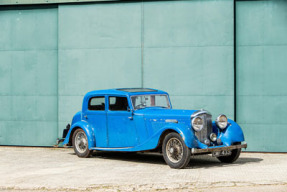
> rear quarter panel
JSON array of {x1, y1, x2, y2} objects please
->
[{"x1": 62, "y1": 120, "x2": 96, "y2": 149}]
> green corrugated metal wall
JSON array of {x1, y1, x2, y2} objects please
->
[
  {"x1": 57, "y1": 0, "x2": 234, "y2": 135},
  {"x1": 0, "y1": 0, "x2": 286, "y2": 152},
  {"x1": 236, "y1": 0, "x2": 287, "y2": 152},
  {"x1": 0, "y1": 7, "x2": 58, "y2": 145}
]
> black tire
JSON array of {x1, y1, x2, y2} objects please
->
[
  {"x1": 162, "y1": 132, "x2": 191, "y2": 169},
  {"x1": 217, "y1": 148, "x2": 241, "y2": 163},
  {"x1": 72, "y1": 129, "x2": 93, "y2": 158}
]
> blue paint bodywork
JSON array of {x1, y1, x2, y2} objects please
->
[{"x1": 62, "y1": 88, "x2": 245, "y2": 152}]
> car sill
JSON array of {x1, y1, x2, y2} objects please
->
[{"x1": 91, "y1": 147, "x2": 133, "y2": 150}]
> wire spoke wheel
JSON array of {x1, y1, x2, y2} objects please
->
[
  {"x1": 75, "y1": 132, "x2": 88, "y2": 153},
  {"x1": 166, "y1": 138, "x2": 184, "y2": 163},
  {"x1": 162, "y1": 132, "x2": 191, "y2": 169},
  {"x1": 72, "y1": 129, "x2": 92, "y2": 158}
]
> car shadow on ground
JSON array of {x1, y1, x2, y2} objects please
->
[
  {"x1": 187, "y1": 155, "x2": 263, "y2": 169},
  {"x1": 70, "y1": 151, "x2": 263, "y2": 168},
  {"x1": 90, "y1": 151, "x2": 166, "y2": 165}
]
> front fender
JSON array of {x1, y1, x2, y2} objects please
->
[
  {"x1": 131, "y1": 123, "x2": 195, "y2": 151},
  {"x1": 157, "y1": 123, "x2": 196, "y2": 149},
  {"x1": 218, "y1": 119, "x2": 245, "y2": 146},
  {"x1": 62, "y1": 121, "x2": 96, "y2": 149}
]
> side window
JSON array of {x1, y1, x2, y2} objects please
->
[
  {"x1": 109, "y1": 96, "x2": 129, "y2": 111},
  {"x1": 88, "y1": 97, "x2": 105, "y2": 111}
]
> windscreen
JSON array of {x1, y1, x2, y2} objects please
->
[{"x1": 131, "y1": 94, "x2": 171, "y2": 110}]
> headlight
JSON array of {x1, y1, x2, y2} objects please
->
[
  {"x1": 216, "y1": 114, "x2": 228, "y2": 129},
  {"x1": 192, "y1": 116, "x2": 204, "y2": 132}
]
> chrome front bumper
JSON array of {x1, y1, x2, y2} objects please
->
[{"x1": 191, "y1": 143, "x2": 247, "y2": 154}]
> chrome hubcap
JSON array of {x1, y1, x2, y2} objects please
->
[
  {"x1": 75, "y1": 132, "x2": 88, "y2": 153},
  {"x1": 166, "y1": 138, "x2": 183, "y2": 163}
]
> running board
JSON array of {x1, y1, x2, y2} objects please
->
[{"x1": 91, "y1": 147, "x2": 133, "y2": 150}]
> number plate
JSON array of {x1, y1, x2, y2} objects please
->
[{"x1": 212, "y1": 150, "x2": 231, "y2": 157}]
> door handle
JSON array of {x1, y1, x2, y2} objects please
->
[
  {"x1": 84, "y1": 115, "x2": 88, "y2": 119},
  {"x1": 128, "y1": 116, "x2": 133, "y2": 120}
]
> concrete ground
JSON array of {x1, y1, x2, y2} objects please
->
[{"x1": 0, "y1": 147, "x2": 286, "y2": 192}]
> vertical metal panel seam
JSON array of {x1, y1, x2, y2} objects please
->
[
  {"x1": 234, "y1": 0, "x2": 237, "y2": 122},
  {"x1": 141, "y1": 0, "x2": 144, "y2": 88},
  {"x1": 56, "y1": 4, "x2": 60, "y2": 141}
]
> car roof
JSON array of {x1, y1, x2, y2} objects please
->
[
  {"x1": 117, "y1": 88, "x2": 158, "y2": 93},
  {"x1": 84, "y1": 88, "x2": 168, "y2": 98}
]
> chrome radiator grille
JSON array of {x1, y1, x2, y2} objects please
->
[{"x1": 194, "y1": 113, "x2": 212, "y2": 144}]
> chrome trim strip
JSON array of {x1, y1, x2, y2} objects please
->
[
  {"x1": 191, "y1": 143, "x2": 247, "y2": 154},
  {"x1": 191, "y1": 109, "x2": 211, "y2": 118},
  {"x1": 165, "y1": 119, "x2": 178, "y2": 123}
]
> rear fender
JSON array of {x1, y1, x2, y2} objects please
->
[{"x1": 62, "y1": 121, "x2": 96, "y2": 149}]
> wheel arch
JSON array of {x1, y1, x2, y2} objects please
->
[
  {"x1": 63, "y1": 121, "x2": 96, "y2": 149},
  {"x1": 156, "y1": 129, "x2": 179, "y2": 151},
  {"x1": 68, "y1": 126, "x2": 81, "y2": 146},
  {"x1": 155, "y1": 124, "x2": 196, "y2": 150}
]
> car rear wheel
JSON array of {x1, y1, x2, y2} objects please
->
[
  {"x1": 162, "y1": 132, "x2": 191, "y2": 169},
  {"x1": 72, "y1": 129, "x2": 92, "y2": 158},
  {"x1": 217, "y1": 147, "x2": 241, "y2": 163}
]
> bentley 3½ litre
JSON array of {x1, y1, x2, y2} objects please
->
[{"x1": 61, "y1": 88, "x2": 247, "y2": 169}]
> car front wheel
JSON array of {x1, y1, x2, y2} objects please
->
[
  {"x1": 72, "y1": 129, "x2": 92, "y2": 158},
  {"x1": 162, "y1": 132, "x2": 191, "y2": 169}
]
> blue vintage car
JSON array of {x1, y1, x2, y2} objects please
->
[{"x1": 61, "y1": 88, "x2": 247, "y2": 169}]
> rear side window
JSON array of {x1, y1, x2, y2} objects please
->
[
  {"x1": 88, "y1": 97, "x2": 105, "y2": 111},
  {"x1": 109, "y1": 96, "x2": 129, "y2": 111}
]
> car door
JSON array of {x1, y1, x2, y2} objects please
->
[
  {"x1": 84, "y1": 96, "x2": 108, "y2": 148},
  {"x1": 107, "y1": 96, "x2": 138, "y2": 148}
]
